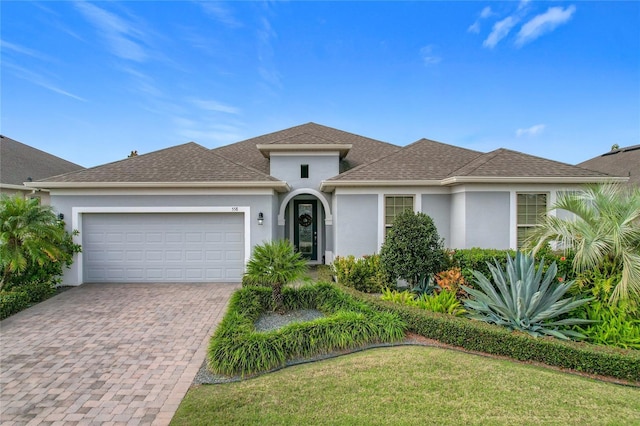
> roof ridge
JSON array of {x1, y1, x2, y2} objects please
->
[{"x1": 448, "y1": 149, "x2": 499, "y2": 177}]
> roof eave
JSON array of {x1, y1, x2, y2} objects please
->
[
  {"x1": 257, "y1": 144, "x2": 352, "y2": 159},
  {"x1": 321, "y1": 179, "x2": 442, "y2": 192},
  {"x1": 1, "y1": 183, "x2": 50, "y2": 192},
  {"x1": 25, "y1": 181, "x2": 291, "y2": 192},
  {"x1": 440, "y1": 176, "x2": 629, "y2": 185}
]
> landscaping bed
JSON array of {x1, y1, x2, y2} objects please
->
[{"x1": 206, "y1": 282, "x2": 407, "y2": 378}]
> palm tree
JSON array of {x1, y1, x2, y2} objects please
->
[
  {"x1": 243, "y1": 239, "x2": 308, "y2": 313},
  {"x1": 0, "y1": 195, "x2": 68, "y2": 290},
  {"x1": 526, "y1": 183, "x2": 640, "y2": 303}
]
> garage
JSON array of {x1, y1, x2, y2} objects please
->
[{"x1": 82, "y1": 213, "x2": 244, "y2": 282}]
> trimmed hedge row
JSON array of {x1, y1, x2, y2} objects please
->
[
  {"x1": 342, "y1": 286, "x2": 640, "y2": 382},
  {"x1": 0, "y1": 282, "x2": 56, "y2": 320},
  {"x1": 208, "y1": 282, "x2": 407, "y2": 377}
]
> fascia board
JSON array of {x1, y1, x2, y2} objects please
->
[{"x1": 25, "y1": 181, "x2": 291, "y2": 192}]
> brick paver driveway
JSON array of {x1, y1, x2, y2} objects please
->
[{"x1": 0, "y1": 283, "x2": 238, "y2": 425}]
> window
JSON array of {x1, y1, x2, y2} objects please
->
[
  {"x1": 517, "y1": 193, "x2": 547, "y2": 248},
  {"x1": 385, "y1": 195, "x2": 414, "y2": 236},
  {"x1": 301, "y1": 164, "x2": 309, "y2": 179}
]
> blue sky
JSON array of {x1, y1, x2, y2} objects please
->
[{"x1": 2, "y1": 1, "x2": 638, "y2": 168}]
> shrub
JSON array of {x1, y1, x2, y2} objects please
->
[
  {"x1": 344, "y1": 285, "x2": 640, "y2": 382},
  {"x1": 462, "y1": 252, "x2": 592, "y2": 340},
  {"x1": 208, "y1": 282, "x2": 407, "y2": 376},
  {"x1": 332, "y1": 254, "x2": 390, "y2": 293},
  {"x1": 450, "y1": 248, "x2": 516, "y2": 288},
  {"x1": 380, "y1": 210, "x2": 445, "y2": 287},
  {"x1": 0, "y1": 291, "x2": 30, "y2": 320},
  {"x1": 435, "y1": 268, "x2": 467, "y2": 298},
  {"x1": 243, "y1": 240, "x2": 307, "y2": 313},
  {"x1": 415, "y1": 290, "x2": 466, "y2": 317}
]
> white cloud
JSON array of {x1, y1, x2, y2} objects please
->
[
  {"x1": 516, "y1": 5, "x2": 576, "y2": 46},
  {"x1": 516, "y1": 124, "x2": 546, "y2": 137},
  {"x1": 468, "y1": 6, "x2": 494, "y2": 34},
  {"x1": 480, "y1": 6, "x2": 494, "y2": 19},
  {"x1": 483, "y1": 16, "x2": 519, "y2": 49},
  {"x1": 3, "y1": 62, "x2": 86, "y2": 102},
  {"x1": 1, "y1": 39, "x2": 53, "y2": 62},
  {"x1": 200, "y1": 2, "x2": 242, "y2": 28},
  {"x1": 189, "y1": 98, "x2": 240, "y2": 115},
  {"x1": 420, "y1": 45, "x2": 441, "y2": 66},
  {"x1": 74, "y1": 2, "x2": 148, "y2": 62}
]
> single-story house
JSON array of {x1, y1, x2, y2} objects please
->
[
  {"x1": 26, "y1": 123, "x2": 625, "y2": 285},
  {"x1": 0, "y1": 135, "x2": 84, "y2": 204},
  {"x1": 578, "y1": 145, "x2": 639, "y2": 188}
]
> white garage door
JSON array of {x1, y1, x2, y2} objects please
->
[{"x1": 82, "y1": 213, "x2": 244, "y2": 282}]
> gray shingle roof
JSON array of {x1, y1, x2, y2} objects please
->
[
  {"x1": 578, "y1": 145, "x2": 640, "y2": 187},
  {"x1": 450, "y1": 148, "x2": 612, "y2": 178},
  {"x1": 37, "y1": 142, "x2": 281, "y2": 184},
  {"x1": 213, "y1": 122, "x2": 400, "y2": 173},
  {"x1": 329, "y1": 138, "x2": 483, "y2": 181},
  {"x1": 0, "y1": 135, "x2": 84, "y2": 186}
]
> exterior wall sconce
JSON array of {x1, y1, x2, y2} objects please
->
[
  {"x1": 58, "y1": 213, "x2": 64, "y2": 221},
  {"x1": 258, "y1": 212, "x2": 264, "y2": 225}
]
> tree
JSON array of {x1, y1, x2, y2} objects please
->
[
  {"x1": 527, "y1": 183, "x2": 640, "y2": 303},
  {"x1": 243, "y1": 239, "x2": 307, "y2": 313},
  {"x1": 0, "y1": 195, "x2": 78, "y2": 290},
  {"x1": 380, "y1": 210, "x2": 445, "y2": 287}
]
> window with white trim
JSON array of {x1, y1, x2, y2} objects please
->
[
  {"x1": 385, "y1": 195, "x2": 414, "y2": 237},
  {"x1": 517, "y1": 193, "x2": 547, "y2": 248}
]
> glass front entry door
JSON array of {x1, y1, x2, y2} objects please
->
[{"x1": 293, "y1": 200, "x2": 317, "y2": 261}]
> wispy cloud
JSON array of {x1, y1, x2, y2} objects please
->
[
  {"x1": 199, "y1": 2, "x2": 242, "y2": 28},
  {"x1": 516, "y1": 124, "x2": 546, "y2": 137},
  {"x1": 4, "y1": 62, "x2": 86, "y2": 102},
  {"x1": 74, "y1": 2, "x2": 148, "y2": 62},
  {"x1": 256, "y1": 15, "x2": 282, "y2": 90},
  {"x1": 1, "y1": 39, "x2": 53, "y2": 62},
  {"x1": 468, "y1": 6, "x2": 495, "y2": 34},
  {"x1": 483, "y1": 16, "x2": 520, "y2": 49},
  {"x1": 516, "y1": 5, "x2": 576, "y2": 46},
  {"x1": 420, "y1": 45, "x2": 441, "y2": 65},
  {"x1": 189, "y1": 98, "x2": 241, "y2": 114}
]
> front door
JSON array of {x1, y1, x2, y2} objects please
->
[{"x1": 293, "y1": 200, "x2": 317, "y2": 261}]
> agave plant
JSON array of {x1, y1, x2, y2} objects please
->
[{"x1": 462, "y1": 252, "x2": 592, "y2": 340}]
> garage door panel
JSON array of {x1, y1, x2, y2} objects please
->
[{"x1": 83, "y1": 213, "x2": 244, "y2": 283}]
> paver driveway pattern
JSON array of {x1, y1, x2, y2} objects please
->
[{"x1": 0, "y1": 283, "x2": 238, "y2": 425}]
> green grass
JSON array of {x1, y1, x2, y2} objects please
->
[{"x1": 172, "y1": 346, "x2": 640, "y2": 425}]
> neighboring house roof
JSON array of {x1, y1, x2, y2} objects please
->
[
  {"x1": 0, "y1": 135, "x2": 84, "y2": 189},
  {"x1": 577, "y1": 145, "x2": 640, "y2": 187},
  {"x1": 213, "y1": 122, "x2": 400, "y2": 173},
  {"x1": 34, "y1": 142, "x2": 289, "y2": 191}
]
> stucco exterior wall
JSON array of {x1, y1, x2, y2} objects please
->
[
  {"x1": 420, "y1": 194, "x2": 451, "y2": 247},
  {"x1": 334, "y1": 194, "x2": 378, "y2": 257},
  {"x1": 464, "y1": 191, "x2": 510, "y2": 249},
  {"x1": 450, "y1": 192, "x2": 466, "y2": 248},
  {"x1": 269, "y1": 154, "x2": 339, "y2": 191}
]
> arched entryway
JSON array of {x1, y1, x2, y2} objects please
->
[{"x1": 278, "y1": 189, "x2": 333, "y2": 264}]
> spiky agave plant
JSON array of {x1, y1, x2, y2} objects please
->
[{"x1": 462, "y1": 252, "x2": 592, "y2": 340}]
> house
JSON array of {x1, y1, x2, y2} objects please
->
[
  {"x1": 0, "y1": 135, "x2": 84, "y2": 204},
  {"x1": 25, "y1": 123, "x2": 625, "y2": 285},
  {"x1": 578, "y1": 145, "x2": 639, "y2": 188}
]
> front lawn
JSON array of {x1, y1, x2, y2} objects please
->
[{"x1": 172, "y1": 345, "x2": 639, "y2": 425}]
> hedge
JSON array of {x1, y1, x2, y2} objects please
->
[
  {"x1": 0, "y1": 282, "x2": 57, "y2": 320},
  {"x1": 342, "y1": 285, "x2": 640, "y2": 382},
  {"x1": 208, "y1": 282, "x2": 406, "y2": 377}
]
